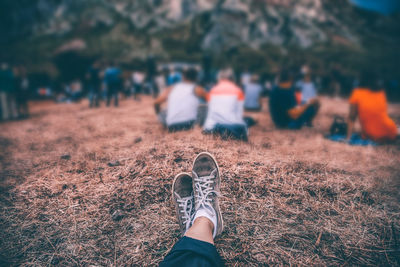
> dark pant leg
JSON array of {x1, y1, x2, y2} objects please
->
[
  {"x1": 167, "y1": 121, "x2": 195, "y2": 132},
  {"x1": 243, "y1": 116, "x2": 257, "y2": 128},
  {"x1": 107, "y1": 83, "x2": 118, "y2": 107},
  {"x1": 212, "y1": 124, "x2": 248, "y2": 141},
  {"x1": 289, "y1": 104, "x2": 317, "y2": 129},
  {"x1": 89, "y1": 87, "x2": 95, "y2": 108},
  {"x1": 95, "y1": 91, "x2": 100, "y2": 107},
  {"x1": 133, "y1": 84, "x2": 141, "y2": 100},
  {"x1": 300, "y1": 104, "x2": 318, "y2": 124},
  {"x1": 106, "y1": 86, "x2": 112, "y2": 106},
  {"x1": 197, "y1": 104, "x2": 208, "y2": 127},
  {"x1": 113, "y1": 87, "x2": 119, "y2": 107},
  {"x1": 89, "y1": 84, "x2": 100, "y2": 107},
  {"x1": 159, "y1": 237, "x2": 224, "y2": 267}
]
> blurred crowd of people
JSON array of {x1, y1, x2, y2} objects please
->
[
  {"x1": 154, "y1": 65, "x2": 321, "y2": 141},
  {"x1": 58, "y1": 57, "x2": 167, "y2": 107},
  {"x1": 154, "y1": 64, "x2": 398, "y2": 143},
  {"x1": 0, "y1": 63, "x2": 30, "y2": 121},
  {"x1": 1, "y1": 56, "x2": 398, "y2": 144}
]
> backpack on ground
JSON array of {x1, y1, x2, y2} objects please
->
[{"x1": 330, "y1": 116, "x2": 348, "y2": 136}]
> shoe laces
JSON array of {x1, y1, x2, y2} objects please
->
[
  {"x1": 175, "y1": 192, "x2": 194, "y2": 230},
  {"x1": 193, "y1": 168, "x2": 219, "y2": 216}
]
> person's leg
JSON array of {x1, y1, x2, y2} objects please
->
[
  {"x1": 213, "y1": 124, "x2": 248, "y2": 141},
  {"x1": 89, "y1": 88, "x2": 94, "y2": 108},
  {"x1": 197, "y1": 104, "x2": 208, "y2": 127},
  {"x1": 289, "y1": 101, "x2": 320, "y2": 129},
  {"x1": 184, "y1": 216, "x2": 214, "y2": 245},
  {"x1": 22, "y1": 99, "x2": 29, "y2": 117},
  {"x1": 158, "y1": 110, "x2": 168, "y2": 128},
  {"x1": 243, "y1": 116, "x2": 257, "y2": 128},
  {"x1": 114, "y1": 92, "x2": 118, "y2": 107},
  {"x1": 135, "y1": 84, "x2": 140, "y2": 100},
  {"x1": 95, "y1": 91, "x2": 100, "y2": 107},
  {"x1": 192, "y1": 152, "x2": 224, "y2": 238},
  {"x1": 8, "y1": 93, "x2": 18, "y2": 119},
  {"x1": 159, "y1": 235, "x2": 223, "y2": 267},
  {"x1": 160, "y1": 153, "x2": 224, "y2": 267},
  {"x1": 134, "y1": 84, "x2": 141, "y2": 100},
  {"x1": 168, "y1": 121, "x2": 195, "y2": 132},
  {"x1": 307, "y1": 101, "x2": 320, "y2": 125},
  {"x1": 106, "y1": 86, "x2": 111, "y2": 107},
  {"x1": 0, "y1": 92, "x2": 9, "y2": 120},
  {"x1": 113, "y1": 85, "x2": 119, "y2": 107}
]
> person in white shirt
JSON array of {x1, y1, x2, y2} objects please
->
[
  {"x1": 132, "y1": 71, "x2": 145, "y2": 100},
  {"x1": 154, "y1": 68, "x2": 208, "y2": 132}
]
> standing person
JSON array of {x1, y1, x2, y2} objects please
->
[
  {"x1": 347, "y1": 70, "x2": 398, "y2": 142},
  {"x1": 14, "y1": 66, "x2": 30, "y2": 118},
  {"x1": 131, "y1": 71, "x2": 145, "y2": 101},
  {"x1": 87, "y1": 62, "x2": 102, "y2": 108},
  {"x1": 0, "y1": 63, "x2": 16, "y2": 120},
  {"x1": 154, "y1": 68, "x2": 207, "y2": 132},
  {"x1": 203, "y1": 69, "x2": 248, "y2": 141},
  {"x1": 159, "y1": 152, "x2": 224, "y2": 267},
  {"x1": 104, "y1": 62, "x2": 121, "y2": 107},
  {"x1": 244, "y1": 74, "x2": 264, "y2": 111},
  {"x1": 269, "y1": 69, "x2": 320, "y2": 129}
]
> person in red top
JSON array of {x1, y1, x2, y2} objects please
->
[{"x1": 347, "y1": 71, "x2": 398, "y2": 142}]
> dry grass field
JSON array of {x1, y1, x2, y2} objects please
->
[{"x1": 1, "y1": 96, "x2": 399, "y2": 266}]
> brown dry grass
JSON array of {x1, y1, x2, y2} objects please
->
[{"x1": 0, "y1": 96, "x2": 399, "y2": 266}]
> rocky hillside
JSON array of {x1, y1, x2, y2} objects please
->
[{"x1": 1, "y1": 0, "x2": 399, "y2": 78}]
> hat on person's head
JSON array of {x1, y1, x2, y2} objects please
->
[{"x1": 218, "y1": 68, "x2": 234, "y2": 81}]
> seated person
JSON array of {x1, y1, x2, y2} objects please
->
[
  {"x1": 347, "y1": 70, "x2": 398, "y2": 142},
  {"x1": 244, "y1": 74, "x2": 264, "y2": 111},
  {"x1": 269, "y1": 69, "x2": 320, "y2": 129},
  {"x1": 203, "y1": 69, "x2": 248, "y2": 141},
  {"x1": 296, "y1": 73, "x2": 317, "y2": 105},
  {"x1": 154, "y1": 68, "x2": 208, "y2": 132}
]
